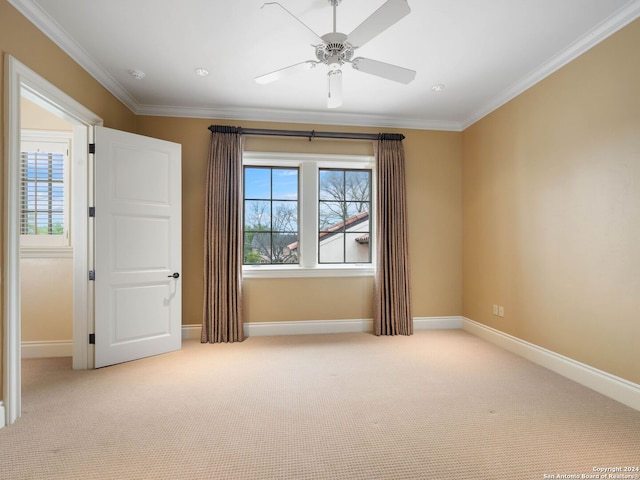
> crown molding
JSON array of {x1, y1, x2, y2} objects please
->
[
  {"x1": 134, "y1": 103, "x2": 464, "y2": 131},
  {"x1": 461, "y1": 0, "x2": 640, "y2": 129},
  {"x1": 10, "y1": 0, "x2": 640, "y2": 133},
  {"x1": 7, "y1": 0, "x2": 139, "y2": 111}
]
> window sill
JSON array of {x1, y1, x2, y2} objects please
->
[
  {"x1": 20, "y1": 246, "x2": 73, "y2": 259},
  {"x1": 242, "y1": 264, "x2": 375, "y2": 279}
]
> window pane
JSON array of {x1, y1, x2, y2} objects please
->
[
  {"x1": 272, "y1": 201, "x2": 297, "y2": 232},
  {"x1": 244, "y1": 200, "x2": 271, "y2": 230},
  {"x1": 271, "y1": 233, "x2": 298, "y2": 264},
  {"x1": 20, "y1": 144, "x2": 67, "y2": 241},
  {"x1": 244, "y1": 233, "x2": 268, "y2": 264},
  {"x1": 319, "y1": 170, "x2": 344, "y2": 201},
  {"x1": 272, "y1": 169, "x2": 298, "y2": 200},
  {"x1": 345, "y1": 170, "x2": 370, "y2": 201},
  {"x1": 345, "y1": 232, "x2": 370, "y2": 263},
  {"x1": 244, "y1": 167, "x2": 271, "y2": 199},
  {"x1": 319, "y1": 232, "x2": 344, "y2": 263},
  {"x1": 319, "y1": 201, "x2": 344, "y2": 232}
]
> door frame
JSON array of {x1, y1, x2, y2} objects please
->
[{"x1": 3, "y1": 55, "x2": 103, "y2": 426}]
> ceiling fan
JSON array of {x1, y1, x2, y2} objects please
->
[{"x1": 255, "y1": 0, "x2": 416, "y2": 108}]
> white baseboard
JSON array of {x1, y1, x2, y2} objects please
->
[
  {"x1": 245, "y1": 318, "x2": 373, "y2": 337},
  {"x1": 183, "y1": 316, "x2": 462, "y2": 339},
  {"x1": 462, "y1": 317, "x2": 640, "y2": 412},
  {"x1": 19, "y1": 318, "x2": 463, "y2": 354},
  {"x1": 182, "y1": 324, "x2": 203, "y2": 340},
  {"x1": 0, "y1": 401, "x2": 5, "y2": 429},
  {"x1": 414, "y1": 316, "x2": 462, "y2": 330},
  {"x1": 21, "y1": 340, "x2": 73, "y2": 358}
]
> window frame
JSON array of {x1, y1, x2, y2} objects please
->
[
  {"x1": 318, "y1": 167, "x2": 372, "y2": 265},
  {"x1": 243, "y1": 165, "x2": 300, "y2": 265},
  {"x1": 243, "y1": 152, "x2": 375, "y2": 278},
  {"x1": 19, "y1": 130, "x2": 72, "y2": 257}
]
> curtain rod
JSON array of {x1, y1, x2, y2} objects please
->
[{"x1": 208, "y1": 125, "x2": 404, "y2": 141}]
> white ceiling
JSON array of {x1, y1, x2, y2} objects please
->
[{"x1": 11, "y1": 0, "x2": 640, "y2": 130}]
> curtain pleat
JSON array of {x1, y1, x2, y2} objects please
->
[
  {"x1": 202, "y1": 128, "x2": 245, "y2": 343},
  {"x1": 374, "y1": 136, "x2": 413, "y2": 336}
]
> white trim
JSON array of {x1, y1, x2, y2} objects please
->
[
  {"x1": 4, "y1": 55, "x2": 103, "y2": 427},
  {"x1": 0, "y1": 403, "x2": 5, "y2": 429},
  {"x1": 245, "y1": 319, "x2": 373, "y2": 337},
  {"x1": 21, "y1": 340, "x2": 73, "y2": 358},
  {"x1": 183, "y1": 316, "x2": 462, "y2": 339},
  {"x1": 243, "y1": 265, "x2": 374, "y2": 278},
  {"x1": 135, "y1": 104, "x2": 464, "y2": 132},
  {"x1": 462, "y1": 317, "x2": 640, "y2": 412},
  {"x1": 4, "y1": 53, "x2": 24, "y2": 428},
  {"x1": 182, "y1": 325, "x2": 202, "y2": 341},
  {"x1": 19, "y1": 246, "x2": 73, "y2": 258},
  {"x1": 414, "y1": 316, "x2": 462, "y2": 330}
]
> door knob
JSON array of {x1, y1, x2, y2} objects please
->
[{"x1": 168, "y1": 272, "x2": 180, "y2": 279}]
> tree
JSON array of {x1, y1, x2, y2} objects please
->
[
  {"x1": 319, "y1": 170, "x2": 371, "y2": 230},
  {"x1": 244, "y1": 200, "x2": 298, "y2": 264}
]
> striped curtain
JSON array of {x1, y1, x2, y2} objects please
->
[
  {"x1": 202, "y1": 127, "x2": 245, "y2": 343},
  {"x1": 374, "y1": 134, "x2": 413, "y2": 336}
]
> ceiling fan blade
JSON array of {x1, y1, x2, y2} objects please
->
[
  {"x1": 261, "y1": 2, "x2": 323, "y2": 45},
  {"x1": 327, "y1": 70, "x2": 342, "y2": 109},
  {"x1": 255, "y1": 61, "x2": 317, "y2": 84},
  {"x1": 351, "y1": 57, "x2": 416, "y2": 84},
  {"x1": 346, "y1": 0, "x2": 410, "y2": 48}
]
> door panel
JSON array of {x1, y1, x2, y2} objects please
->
[{"x1": 94, "y1": 126, "x2": 181, "y2": 368}]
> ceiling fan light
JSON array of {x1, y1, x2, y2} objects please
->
[{"x1": 327, "y1": 69, "x2": 342, "y2": 108}]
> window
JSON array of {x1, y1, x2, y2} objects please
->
[
  {"x1": 20, "y1": 131, "x2": 71, "y2": 249},
  {"x1": 318, "y1": 169, "x2": 371, "y2": 264},
  {"x1": 243, "y1": 152, "x2": 374, "y2": 278},
  {"x1": 243, "y1": 166, "x2": 299, "y2": 264}
]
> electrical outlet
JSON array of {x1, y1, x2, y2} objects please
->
[
  {"x1": 498, "y1": 306, "x2": 505, "y2": 317},
  {"x1": 492, "y1": 304, "x2": 499, "y2": 315}
]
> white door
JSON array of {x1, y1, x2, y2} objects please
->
[{"x1": 94, "y1": 126, "x2": 182, "y2": 368}]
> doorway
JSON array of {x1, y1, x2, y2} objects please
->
[
  {"x1": 20, "y1": 97, "x2": 74, "y2": 359},
  {"x1": 4, "y1": 55, "x2": 103, "y2": 426}
]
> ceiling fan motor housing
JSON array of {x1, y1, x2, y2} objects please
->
[{"x1": 316, "y1": 32, "x2": 354, "y2": 68}]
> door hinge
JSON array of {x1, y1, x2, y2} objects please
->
[
  {"x1": 89, "y1": 270, "x2": 95, "y2": 281},
  {"x1": 89, "y1": 206, "x2": 95, "y2": 217},
  {"x1": 89, "y1": 333, "x2": 95, "y2": 344},
  {"x1": 89, "y1": 143, "x2": 96, "y2": 154}
]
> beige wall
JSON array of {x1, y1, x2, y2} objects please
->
[
  {"x1": 136, "y1": 116, "x2": 462, "y2": 324},
  {"x1": 20, "y1": 259, "x2": 73, "y2": 341},
  {"x1": 462, "y1": 19, "x2": 640, "y2": 384}
]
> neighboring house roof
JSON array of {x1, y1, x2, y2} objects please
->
[{"x1": 288, "y1": 211, "x2": 369, "y2": 251}]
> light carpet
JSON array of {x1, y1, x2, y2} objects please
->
[{"x1": 1, "y1": 330, "x2": 639, "y2": 479}]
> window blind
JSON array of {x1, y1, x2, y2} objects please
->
[{"x1": 19, "y1": 149, "x2": 65, "y2": 236}]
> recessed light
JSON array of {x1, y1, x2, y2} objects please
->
[
  {"x1": 431, "y1": 84, "x2": 445, "y2": 92},
  {"x1": 129, "y1": 69, "x2": 146, "y2": 80},
  {"x1": 194, "y1": 67, "x2": 209, "y2": 77}
]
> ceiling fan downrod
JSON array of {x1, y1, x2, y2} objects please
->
[{"x1": 329, "y1": 0, "x2": 342, "y2": 33}]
